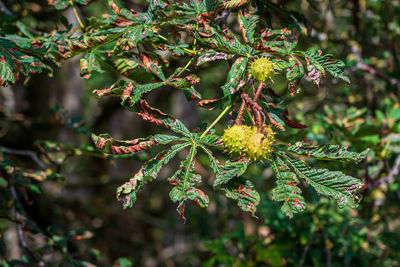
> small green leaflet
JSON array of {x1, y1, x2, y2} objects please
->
[
  {"x1": 116, "y1": 142, "x2": 190, "y2": 209},
  {"x1": 300, "y1": 49, "x2": 350, "y2": 86},
  {"x1": 47, "y1": 0, "x2": 90, "y2": 10},
  {"x1": 168, "y1": 145, "x2": 209, "y2": 220},
  {"x1": 221, "y1": 57, "x2": 247, "y2": 96},
  {"x1": 139, "y1": 51, "x2": 166, "y2": 80},
  {"x1": 0, "y1": 37, "x2": 52, "y2": 87},
  {"x1": 278, "y1": 142, "x2": 369, "y2": 163},
  {"x1": 281, "y1": 153, "x2": 364, "y2": 209},
  {"x1": 92, "y1": 133, "x2": 183, "y2": 155},
  {"x1": 286, "y1": 56, "x2": 304, "y2": 95},
  {"x1": 80, "y1": 52, "x2": 104, "y2": 79},
  {"x1": 214, "y1": 157, "x2": 249, "y2": 187},
  {"x1": 238, "y1": 10, "x2": 258, "y2": 44},
  {"x1": 221, "y1": 178, "x2": 260, "y2": 215},
  {"x1": 271, "y1": 153, "x2": 306, "y2": 218}
]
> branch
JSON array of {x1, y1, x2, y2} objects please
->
[
  {"x1": 374, "y1": 155, "x2": 400, "y2": 186},
  {"x1": 0, "y1": 0, "x2": 12, "y2": 15},
  {"x1": 299, "y1": 230, "x2": 316, "y2": 267},
  {"x1": 10, "y1": 186, "x2": 44, "y2": 265},
  {"x1": 0, "y1": 146, "x2": 47, "y2": 170},
  {"x1": 350, "y1": 62, "x2": 400, "y2": 91}
]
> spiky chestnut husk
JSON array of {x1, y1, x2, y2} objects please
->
[
  {"x1": 245, "y1": 125, "x2": 276, "y2": 162},
  {"x1": 222, "y1": 125, "x2": 251, "y2": 155},
  {"x1": 250, "y1": 57, "x2": 276, "y2": 82}
]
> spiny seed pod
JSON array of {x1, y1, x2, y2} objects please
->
[
  {"x1": 222, "y1": 125, "x2": 252, "y2": 154},
  {"x1": 250, "y1": 57, "x2": 276, "y2": 82},
  {"x1": 245, "y1": 126, "x2": 276, "y2": 162}
]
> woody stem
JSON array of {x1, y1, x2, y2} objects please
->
[
  {"x1": 235, "y1": 94, "x2": 247, "y2": 125},
  {"x1": 253, "y1": 81, "x2": 264, "y2": 102}
]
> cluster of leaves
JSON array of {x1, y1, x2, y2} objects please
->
[
  {"x1": 0, "y1": 0, "x2": 368, "y2": 220},
  {"x1": 204, "y1": 198, "x2": 400, "y2": 266}
]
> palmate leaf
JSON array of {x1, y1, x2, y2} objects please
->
[
  {"x1": 278, "y1": 142, "x2": 369, "y2": 163},
  {"x1": 168, "y1": 145, "x2": 209, "y2": 220},
  {"x1": 301, "y1": 49, "x2": 350, "y2": 86},
  {"x1": 281, "y1": 153, "x2": 364, "y2": 209},
  {"x1": 116, "y1": 142, "x2": 190, "y2": 209},
  {"x1": 221, "y1": 57, "x2": 247, "y2": 97},
  {"x1": 0, "y1": 37, "x2": 51, "y2": 86},
  {"x1": 270, "y1": 153, "x2": 306, "y2": 218}
]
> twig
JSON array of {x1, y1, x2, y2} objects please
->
[
  {"x1": 374, "y1": 155, "x2": 400, "y2": 186},
  {"x1": 322, "y1": 231, "x2": 332, "y2": 267},
  {"x1": 253, "y1": 82, "x2": 264, "y2": 102},
  {"x1": 0, "y1": 0, "x2": 12, "y2": 15},
  {"x1": 349, "y1": 63, "x2": 400, "y2": 91},
  {"x1": 10, "y1": 186, "x2": 44, "y2": 265},
  {"x1": 235, "y1": 95, "x2": 247, "y2": 125},
  {"x1": 0, "y1": 146, "x2": 47, "y2": 170},
  {"x1": 299, "y1": 231, "x2": 316, "y2": 267}
]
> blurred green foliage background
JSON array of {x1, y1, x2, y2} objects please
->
[{"x1": 1, "y1": 0, "x2": 400, "y2": 266}]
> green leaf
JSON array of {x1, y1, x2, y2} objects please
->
[
  {"x1": 301, "y1": 49, "x2": 350, "y2": 85},
  {"x1": 254, "y1": 24, "x2": 300, "y2": 53},
  {"x1": 282, "y1": 154, "x2": 364, "y2": 208},
  {"x1": 47, "y1": 0, "x2": 90, "y2": 10},
  {"x1": 198, "y1": 134, "x2": 222, "y2": 149},
  {"x1": 238, "y1": 10, "x2": 258, "y2": 44},
  {"x1": 133, "y1": 100, "x2": 193, "y2": 137},
  {"x1": 0, "y1": 61, "x2": 14, "y2": 86},
  {"x1": 214, "y1": 157, "x2": 249, "y2": 187},
  {"x1": 92, "y1": 133, "x2": 182, "y2": 155},
  {"x1": 286, "y1": 56, "x2": 304, "y2": 95},
  {"x1": 80, "y1": 52, "x2": 104, "y2": 79},
  {"x1": 168, "y1": 145, "x2": 209, "y2": 220},
  {"x1": 139, "y1": 51, "x2": 166, "y2": 80},
  {"x1": 116, "y1": 142, "x2": 189, "y2": 209},
  {"x1": 167, "y1": 74, "x2": 201, "y2": 101},
  {"x1": 199, "y1": 145, "x2": 223, "y2": 176},
  {"x1": 221, "y1": 57, "x2": 247, "y2": 97},
  {"x1": 221, "y1": 177, "x2": 260, "y2": 215},
  {"x1": 193, "y1": 24, "x2": 253, "y2": 56},
  {"x1": 278, "y1": 142, "x2": 368, "y2": 163},
  {"x1": 271, "y1": 153, "x2": 306, "y2": 218},
  {"x1": 0, "y1": 37, "x2": 52, "y2": 86}
]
